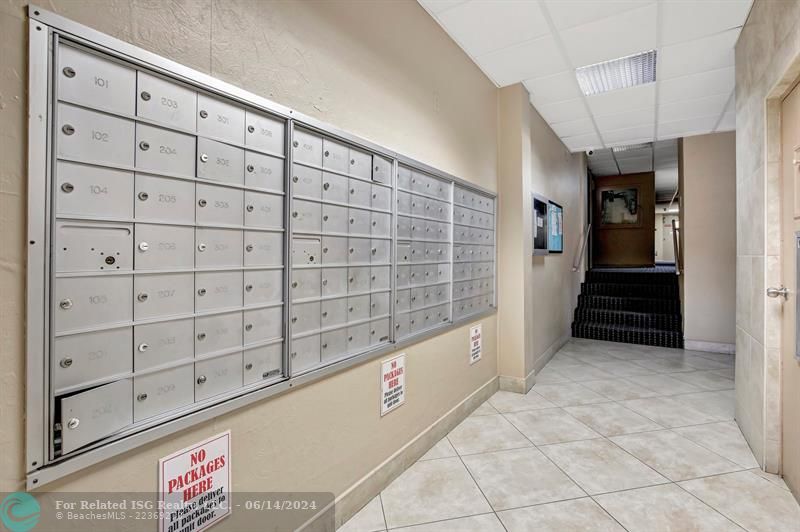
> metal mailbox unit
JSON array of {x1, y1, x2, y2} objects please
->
[{"x1": 25, "y1": 6, "x2": 497, "y2": 488}]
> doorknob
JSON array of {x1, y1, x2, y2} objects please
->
[{"x1": 767, "y1": 286, "x2": 790, "y2": 299}]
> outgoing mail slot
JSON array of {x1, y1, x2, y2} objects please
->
[
  {"x1": 243, "y1": 343, "x2": 283, "y2": 385},
  {"x1": 321, "y1": 267, "x2": 348, "y2": 297},
  {"x1": 136, "y1": 71, "x2": 197, "y2": 131},
  {"x1": 135, "y1": 272, "x2": 194, "y2": 320},
  {"x1": 371, "y1": 212, "x2": 391, "y2": 237},
  {"x1": 293, "y1": 129, "x2": 323, "y2": 166},
  {"x1": 349, "y1": 147, "x2": 372, "y2": 179},
  {"x1": 195, "y1": 311, "x2": 243, "y2": 355},
  {"x1": 398, "y1": 166, "x2": 412, "y2": 190},
  {"x1": 244, "y1": 231, "x2": 283, "y2": 267},
  {"x1": 197, "y1": 94, "x2": 245, "y2": 144},
  {"x1": 292, "y1": 164, "x2": 322, "y2": 198},
  {"x1": 56, "y1": 221, "x2": 133, "y2": 273},
  {"x1": 290, "y1": 334, "x2": 320, "y2": 374},
  {"x1": 347, "y1": 323, "x2": 370, "y2": 354},
  {"x1": 58, "y1": 379, "x2": 133, "y2": 455},
  {"x1": 371, "y1": 239, "x2": 390, "y2": 264},
  {"x1": 245, "y1": 110, "x2": 285, "y2": 154},
  {"x1": 245, "y1": 191, "x2": 283, "y2": 229},
  {"x1": 292, "y1": 268, "x2": 321, "y2": 301},
  {"x1": 134, "y1": 318, "x2": 194, "y2": 371},
  {"x1": 348, "y1": 238, "x2": 371, "y2": 265},
  {"x1": 136, "y1": 123, "x2": 195, "y2": 177},
  {"x1": 348, "y1": 266, "x2": 371, "y2": 293},
  {"x1": 293, "y1": 237, "x2": 321, "y2": 265},
  {"x1": 196, "y1": 228, "x2": 243, "y2": 268},
  {"x1": 321, "y1": 329, "x2": 347, "y2": 362},
  {"x1": 58, "y1": 44, "x2": 136, "y2": 115},
  {"x1": 55, "y1": 275, "x2": 132, "y2": 333},
  {"x1": 133, "y1": 363, "x2": 194, "y2": 422},
  {"x1": 244, "y1": 269, "x2": 283, "y2": 306},
  {"x1": 53, "y1": 327, "x2": 132, "y2": 392},
  {"x1": 396, "y1": 289, "x2": 410, "y2": 312},
  {"x1": 396, "y1": 265, "x2": 410, "y2": 288},
  {"x1": 397, "y1": 191, "x2": 412, "y2": 215},
  {"x1": 322, "y1": 137, "x2": 348, "y2": 172},
  {"x1": 321, "y1": 236, "x2": 347, "y2": 264},
  {"x1": 321, "y1": 172, "x2": 349, "y2": 203},
  {"x1": 197, "y1": 137, "x2": 244, "y2": 184},
  {"x1": 322, "y1": 203, "x2": 349, "y2": 234},
  {"x1": 244, "y1": 306, "x2": 283, "y2": 344},
  {"x1": 134, "y1": 174, "x2": 195, "y2": 223},
  {"x1": 370, "y1": 292, "x2": 390, "y2": 317},
  {"x1": 321, "y1": 297, "x2": 347, "y2": 328},
  {"x1": 397, "y1": 216, "x2": 411, "y2": 239},
  {"x1": 348, "y1": 178, "x2": 371, "y2": 208},
  {"x1": 57, "y1": 161, "x2": 133, "y2": 219},
  {"x1": 371, "y1": 184, "x2": 391, "y2": 211},
  {"x1": 372, "y1": 155, "x2": 392, "y2": 184},
  {"x1": 369, "y1": 318, "x2": 390, "y2": 345},
  {"x1": 291, "y1": 301, "x2": 321, "y2": 335},
  {"x1": 246, "y1": 151, "x2": 285, "y2": 191},
  {"x1": 371, "y1": 266, "x2": 390, "y2": 291},
  {"x1": 348, "y1": 208, "x2": 371, "y2": 236},
  {"x1": 395, "y1": 313, "x2": 410, "y2": 339},
  {"x1": 292, "y1": 199, "x2": 322, "y2": 233},
  {"x1": 196, "y1": 183, "x2": 244, "y2": 226},
  {"x1": 195, "y1": 351, "x2": 243, "y2": 401},
  {"x1": 195, "y1": 270, "x2": 243, "y2": 312},
  {"x1": 58, "y1": 103, "x2": 134, "y2": 167},
  {"x1": 347, "y1": 294, "x2": 370, "y2": 322},
  {"x1": 135, "y1": 224, "x2": 194, "y2": 270}
]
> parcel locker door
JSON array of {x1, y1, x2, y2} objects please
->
[
  {"x1": 136, "y1": 70, "x2": 197, "y2": 131},
  {"x1": 54, "y1": 275, "x2": 133, "y2": 333},
  {"x1": 292, "y1": 164, "x2": 321, "y2": 199},
  {"x1": 196, "y1": 228, "x2": 243, "y2": 268},
  {"x1": 195, "y1": 351, "x2": 243, "y2": 401},
  {"x1": 197, "y1": 137, "x2": 244, "y2": 184},
  {"x1": 55, "y1": 221, "x2": 133, "y2": 273},
  {"x1": 197, "y1": 94, "x2": 245, "y2": 144},
  {"x1": 321, "y1": 172, "x2": 349, "y2": 203},
  {"x1": 57, "y1": 161, "x2": 134, "y2": 219},
  {"x1": 243, "y1": 306, "x2": 283, "y2": 344},
  {"x1": 243, "y1": 343, "x2": 283, "y2": 384},
  {"x1": 244, "y1": 269, "x2": 283, "y2": 306},
  {"x1": 58, "y1": 103, "x2": 134, "y2": 168},
  {"x1": 134, "y1": 318, "x2": 195, "y2": 371},
  {"x1": 293, "y1": 129, "x2": 323, "y2": 166},
  {"x1": 321, "y1": 297, "x2": 348, "y2": 329},
  {"x1": 196, "y1": 183, "x2": 244, "y2": 226},
  {"x1": 134, "y1": 272, "x2": 195, "y2": 320},
  {"x1": 134, "y1": 174, "x2": 195, "y2": 224},
  {"x1": 136, "y1": 123, "x2": 196, "y2": 177},
  {"x1": 244, "y1": 231, "x2": 283, "y2": 267},
  {"x1": 290, "y1": 335, "x2": 320, "y2": 374},
  {"x1": 133, "y1": 364, "x2": 194, "y2": 422},
  {"x1": 58, "y1": 44, "x2": 136, "y2": 115},
  {"x1": 245, "y1": 151, "x2": 285, "y2": 191},
  {"x1": 244, "y1": 191, "x2": 283, "y2": 229},
  {"x1": 195, "y1": 270, "x2": 243, "y2": 312},
  {"x1": 292, "y1": 237, "x2": 321, "y2": 266},
  {"x1": 245, "y1": 110, "x2": 285, "y2": 154},
  {"x1": 135, "y1": 224, "x2": 195, "y2": 270},
  {"x1": 321, "y1": 329, "x2": 348, "y2": 362},
  {"x1": 59, "y1": 379, "x2": 133, "y2": 454},
  {"x1": 195, "y1": 311, "x2": 243, "y2": 356},
  {"x1": 53, "y1": 328, "x2": 132, "y2": 392},
  {"x1": 291, "y1": 268, "x2": 321, "y2": 301}
]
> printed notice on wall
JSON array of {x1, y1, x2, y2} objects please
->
[
  {"x1": 381, "y1": 354, "x2": 406, "y2": 416},
  {"x1": 159, "y1": 431, "x2": 231, "y2": 532},
  {"x1": 470, "y1": 325, "x2": 482, "y2": 364}
]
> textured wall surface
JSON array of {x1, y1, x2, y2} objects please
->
[{"x1": 0, "y1": 0, "x2": 499, "y2": 500}]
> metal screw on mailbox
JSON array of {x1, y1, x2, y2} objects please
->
[
  {"x1": 66, "y1": 418, "x2": 80, "y2": 430},
  {"x1": 138, "y1": 343, "x2": 149, "y2": 352},
  {"x1": 137, "y1": 293, "x2": 149, "y2": 302},
  {"x1": 197, "y1": 333, "x2": 206, "y2": 341},
  {"x1": 199, "y1": 110, "x2": 208, "y2": 119},
  {"x1": 59, "y1": 357, "x2": 73, "y2": 369},
  {"x1": 247, "y1": 204, "x2": 254, "y2": 212},
  {"x1": 247, "y1": 164, "x2": 255, "y2": 173},
  {"x1": 62, "y1": 124, "x2": 75, "y2": 135},
  {"x1": 139, "y1": 141, "x2": 150, "y2": 151},
  {"x1": 198, "y1": 199, "x2": 208, "y2": 207},
  {"x1": 62, "y1": 66, "x2": 76, "y2": 78},
  {"x1": 61, "y1": 182, "x2": 74, "y2": 193},
  {"x1": 59, "y1": 299, "x2": 73, "y2": 310},
  {"x1": 138, "y1": 191, "x2": 149, "y2": 201},
  {"x1": 197, "y1": 288, "x2": 207, "y2": 296},
  {"x1": 200, "y1": 153, "x2": 209, "y2": 163},
  {"x1": 197, "y1": 375, "x2": 207, "y2": 384},
  {"x1": 140, "y1": 91, "x2": 151, "y2": 101},
  {"x1": 245, "y1": 324, "x2": 253, "y2": 331},
  {"x1": 247, "y1": 125, "x2": 255, "y2": 133},
  {"x1": 246, "y1": 244, "x2": 254, "y2": 252},
  {"x1": 137, "y1": 393, "x2": 148, "y2": 402},
  {"x1": 198, "y1": 243, "x2": 207, "y2": 252}
]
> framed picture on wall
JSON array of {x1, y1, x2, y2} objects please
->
[
  {"x1": 548, "y1": 200, "x2": 564, "y2": 253},
  {"x1": 600, "y1": 187, "x2": 641, "y2": 226},
  {"x1": 533, "y1": 193, "x2": 550, "y2": 256}
]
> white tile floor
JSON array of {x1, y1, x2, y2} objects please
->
[{"x1": 339, "y1": 339, "x2": 800, "y2": 532}]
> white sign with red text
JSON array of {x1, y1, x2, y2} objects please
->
[
  {"x1": 469, "y1": 325, "x2": 482, "y2": 364},
  {"x1": 159, "y1": 431, "x2": 231, "y2": 532},
  {"x1": 381, "y1": 354, "x2": 406, "y2": 416}
]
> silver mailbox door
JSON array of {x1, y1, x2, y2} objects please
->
[
  {"x1": 196, "y1": 183, "x2": 244, "y2": 226},
  {"x1": 370, "y1": 318, "x2": 390, "y2": 345},
  {"x1": 371, "y1": 266, "x2": 390, "y2": 291},
  {"x1": 322, "y1": 137, "x2": 349, "y2": 172},
  {"x1": 197, "y1": 94, "x2": 245, "y2": 144},
  {"x1": 348, "y1": 177, "x2": 371, "y2": 208},
  {"x1": 321, "y1": 267, "x2": 348, "y2": 297},
  {"x1": 291, "y1": 268, "x2": 321, "y2": 301},
  {"x1": 196, "y1": 228, "x2": 243, "y2": 268},
  {"x1": 195, "y1": 352, "x2": 244, "y2": 401},
  {"x1": 349, "y1": 147, "x2": 372, "y2": 179},
  {"x1": 292, "y1": 199, "x2": 322, "y2": 233},
  {"x1": 195, "y1": 312, "x2": 243, "y2": 356},
  {"x1": 135, "y1": 224, "x2": 195, "y2": 270},
  {"x1": 58, "y1": 103, "x2": 134, "y2": 168},
  {"x1": 321, "y1": 236, "x2": 347, "y2": 265},
  {"x1": 197, "y1": 137, "x2": 244, "y2": 184},
  {"x1": 245, "y1": 191, "x2": 283, "y2": 229},
  {"x1": 243, "y1": 344, "x2": 283, "y2": 384},
  {"x1": 245, "y1": 110, "x2": 285, "y2": 154},
  {"x1": 134, "y1": 318, "x2": 195, "y2": 371},
  {"x1": 58, "y1": 44, "x2": 136, "y2": 115},
  {"x1": 53, "y1": 328, "x2": 132, "y2": 392},
  {"x1": 57, "y1": 161, "x2": 134, "y2": 219},
  {"x1": 371, "y1": 292, "x2": 390, "y2": 318},
  {"x1": 133, "y1": 364, "x2": 194, "y2": 422},
  {"x1": 243, "y1": 306, "x2": 283, "y2": 344},
  {"x1": 347, "y1": 323, "x2": 370, "y2": 353},
  {"x1": 134, "y1": 174, "x2": 195, "y2": 224},
  {"x1": 59, "y1": 379, "x2": 133, "y2": 455},
  {"x1": 322, "y1": 203, "x2": 349, "y2": 234},
  {"x1": 293, "y1": 129, "x2": 323, "y2": 166},
  {"x1": 290, "y1": 334, "x2": 320, "y2": 373},
  {"x1": 135, "y1": 123, "x2": 196, "y2": 177},
  {"x1": 136, "y1": 70, "x2": 197, "y2": 131},
  {"x1": 134, "y1": 272, "x2": 194, "y2": 320},
  {"x1": 372, "y1": 155, "x2": 392, "y2": 185},
  {"x1": 54, "y1": 275, "x2": 133, "y2": 333},
  {"x1": 322, "y1": 172, "x2": 349, "y2": 203},
  {"x1": 291, "y1": 301, "x2": 321, "y2": 335},
  {"x1": 371, "y1": 184, "x2": 391, "y2": 211},
  {"x1": 195, "y1": 270, "x2": 243, "y2": 312},
  {"x1": 244, "y1": 231, "x2": 283, "y2": 267},
  {"x1": 292, "y1": 164, "x2": 321, "y2": 199},
  {"x1": 244, "y1": 269, "x2": 283, "y2": 306},
  {"x1": 321, "y1": 297, "x2": 347, "y2": 329},
  {"x1": 321, "y1": 329, "x2": 347, "y2": 362},
  {"x1": 246, "y1": 151, "x2": 285, "y2": 191}
]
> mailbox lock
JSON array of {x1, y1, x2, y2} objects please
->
[
  {"x1": 291, "y1": 281, "x2": 298, "y2": 288},
  {"x1": 292, "y1": 211, "x2": 298, "y2": 218},
  {"x1": 349, "y1": 277, "x2": 354, "y2": 283},
  {"x1": 348, "y1": 336, "x2": 353, "y2": 342},
  {"x1": 137, "y1": 393, "x2": 148, "y2": 402},
  {"x1": 293, "y1": 175, "x2": 299, "y2": 183},
  {"x1": 197, "y1": 333, "x2": 207, "y2": 341},
  {"x1": 322, "y1": 279, "x2": 328, "y2": 286},
  {"x1": 349, "y1": 218, "x2": 355, "y2": 224},
  {"x1": 371, "y1": 248, "x2": 377, "y2": 255},
  {"x1": 292, "y1": 141, "x2": 299, "y2": 148},
  {"x1": 322, "y1": 311, "x2": 328, "y2": 318},
  {"x1": 62, "y1": 66, "x2": 76, "y2": 78},
  {"x1": 197, "y1": 375, "x2": 207, "y2": 384},
  {"x1": 246, "y1": 244, "x2": 254, "y2": 252},
  {"x1": 59, "y1": 299, "x2": 73, "y2": 310},
  {"x1": 139, "y1": 141, "x2": 150, "y2": 151},
  {"x1": 348, "y1": 306, "x2": 354, "y2": 312},
  {"x1": 198, "y1": 243, "x2": 207, "y2": 252},
  {"x1": 323, "y1": 247, "x2": 328, "y2": 254},
  {"x1": 350, "y1": 158, "x2": 355, "y2": 165},
  {"x1": 197, "y1": 288, "x2": 207, "y2": 296},
  {"x1": 200, "y1": 153, "x2": 209, "y2": 163},
  {"x1": 323, "y1": 182, "x2": 330, "y2": 191},
  {"x1": 59, "y1": 357, "x2": 73, "y2": 369},
  {"x1": 349, "y1": 248, "x2": 354, "y2": 254},
  {"x1": 245, "y1": 284, "x2": 253, "y2": 292},
  {"x1": 61, "y1": 182, "x2": 74, "y2": 193},
  {"x1": 350, "y1": 188, "x2": 355, "y2": 195},
  {"x1": 291, "y1": 352, "x2": 297, "y2": 358},
  {"x1": 140, "y1": 91, "x2": 151, "y2": 101},
  {"x1": 246, "y1": 164, "x2": 255, "y2": 173},
  {"x1": 198, "y1": 199, "x2": 208, "y2": 207},
  {"x1": 138, "y1": 242, "x2": 150, "y2": 252},
  {"x1": 245, "y1": 324, "x2": 253, "y2": 331},
  {"x1": 62, "y1": 124, "x2": 75, "y2": 135},
  {"x1": 372, "y1": 221, "x2": 377, "y2": 227},
  {"x1": 247, "y1": 125, "x2": 255, "y2": 133},
  {"x1": 395, "y1": 323, "x2": 401, "y2": 329},
  {"x1": 66, "y1": 418, "x2": 80, "y2": 430},
  {"x1": 199, "y1": 110, "x2": 209, "y2": 119},
  {"x1": 291, "y1": 317, "x2": 297, "y2": 323},
  {"x1": 324, "y1": 150, "x2": 330, "y2": 157},
  {"x1": 323, "y1": 215, "x2": 329, "y2": 222},
  {"x1": 138, "y1": 191, "x2": 149, "y2": 201},
  {"x1": 137, "y1": 293, "x2": 149, "y2": 302},
  {"x1": 322, "y1": 343, "x2": 328, "y2": 349},
  {"x1": 138, "y1": 343, "x2": 149, "y2": 352},
  {"x1": 372, "y1": 193, "x2": 377, "y2": 199}
]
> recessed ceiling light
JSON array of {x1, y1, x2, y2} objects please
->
[{"x1": 575, "y1": 50, "x2": 657, "y2": 96}]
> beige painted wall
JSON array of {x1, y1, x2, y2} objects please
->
[
  {"x1": 682, "y1": 132, "x2": 737, "y2": 347},
  {"x1": 0, "y1": 0, "x2": 500, "y2": 503}
]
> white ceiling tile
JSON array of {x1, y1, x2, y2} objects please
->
[
  {"x1": 659, "y1": 67, "x2": 735, "y2": 104},
  {"x1": 533, "y1": 97, "x2": 589, "y2": 124},
  {"x1": 661, "y1": 0, "x2": 752, "y2": 45},
  {"x1": 595, "y1": 107, "x2": 655, "y2": 132},
  {"x1": 525, "y1": 71, "x2": 583, "y2": 105},
  {"x1": 657, "y1": 94, "x2": 729, "y2": 123},
  {"x1": 544, "y1": 0, "x2": 654, "y2": 31},
  {"x1": 476, "y1": 35, "x2": 566, "y2": 86},
  {"x1": 550, "y1": 117, "x2": 595, "y2": 137},
  {"x1": 657, "y1": 115, "x2": 719, "y2": 139},
  {"x1": 562, "y1": 132, "x2": 603, "y2": 152},
  {"x1": 438, "y1": 0, "x2": 550, "y2": 57},
  {"x1": 587, "y1": 84, "x2": 656, "y2": 116},
  {"x1": 418, "y1": 0, "x2": 468, "y2": 15},
  {"x1": 603, "y1": 124, "x2": 655, "y2": 144},
  {"x1": 618, "y1": 156, "x2": 653, "y2": 173},
  {"x1": 659, "y1": 28, "x2": 738, "y2": 80},
  {"x1": 560, "y1": 3, "x2": 658, "y2": 67},
  {"x1": 614, "y1": 146, "x2": 652, "y2": 160},
  {"x1": 716, "y1": 111, "x2": 736, "y2": 131},
  {"x1": 592, "y1": 166, "x2": 621, "y2": 176}
]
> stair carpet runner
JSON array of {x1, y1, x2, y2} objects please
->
[{"x1": 571, "y1": 267, "x2": 683, "y2": 348}]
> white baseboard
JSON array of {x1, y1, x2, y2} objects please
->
[{"x1": 684, "y1": 339, "x2": 736, "y2": 354}]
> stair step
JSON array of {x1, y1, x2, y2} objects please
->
[
  {"x1": 581, "y1": 282, "x2": 679, "y2": 299},
  {"x1": 586, "y1": 271, "x2": 678, "y2": 286},
  {"x1": 571, "y1": 321, "x2": 684, "y2": 349},
  {"x1": 577, "y1": 294, "x2": 681, "y2": 314},
  {"x1": 573, "y1": 308, "x2": 682, "y2": 332}
]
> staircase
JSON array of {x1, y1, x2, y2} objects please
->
[{"x1": 571, "y1": 266, "x2": 683, "y2": 348}]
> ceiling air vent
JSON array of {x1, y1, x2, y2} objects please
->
[{"x1": 575, "y1": 50, "x2": 657, "y2": 96}]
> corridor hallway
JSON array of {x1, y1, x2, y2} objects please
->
[{"x1": 340, "y1": 339, "x2": 800, "y2": 531}]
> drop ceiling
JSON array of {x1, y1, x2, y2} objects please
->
[
  {"x1": 418, "y1": 0, "x2": 750, "y2": 153},
  {"x1": 586, "y1": 140, "x2": 679, "y2": 201}
]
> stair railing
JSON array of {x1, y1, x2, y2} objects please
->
[
  {"x1": 572, "y1": 223, "x2": 591, "y2": 272},
  {"x1": 671, "y1": 218, "x2": 681, "y2": 276}
]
